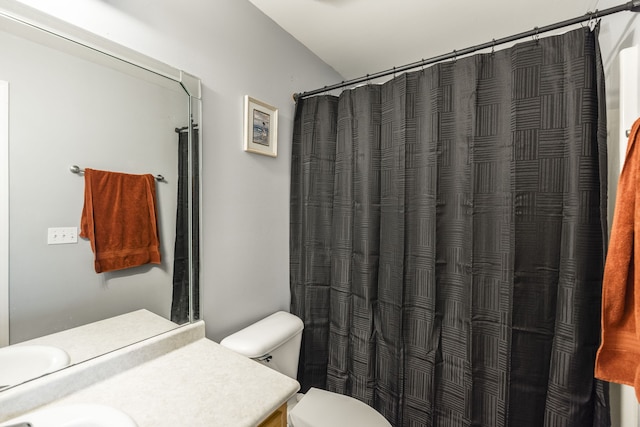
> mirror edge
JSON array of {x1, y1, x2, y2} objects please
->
[
  {"x1": 180, "y1": 71, "x2": 202, "y2": 100},
  {"x1": 0, "y1": 0, "x2": 183, "y2": 82}
]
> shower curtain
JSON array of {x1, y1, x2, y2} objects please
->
[
  {"x1": 290, "y1": 27, "x2": 610, "y2": 427},
  {"x1": 171, "y1": 127, "x2": 200, "y2": 324}
]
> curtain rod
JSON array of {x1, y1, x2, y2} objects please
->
[{"x1": 293, "y1": 0, "x2": 640, "y2": 101}]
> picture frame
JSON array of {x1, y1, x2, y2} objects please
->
[{"x1": 243, "y1": 95, "x2": 278, "y2": 157}]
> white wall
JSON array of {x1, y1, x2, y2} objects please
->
[
  {"x1": 0, "y1": 80, "x2": 7, "y2": 347},
  {"x1": 8, "y1": 0, "x2": 343, "y2": 342}
]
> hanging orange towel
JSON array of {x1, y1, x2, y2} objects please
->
[
  {"x1": 595, "y1": 117, "x2": 640, "y2": 402},
  {"x1": 80, "y1": 168, "x2": 161, "y2": 273}
]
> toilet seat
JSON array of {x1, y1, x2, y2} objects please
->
[{"x1": 288, "y1": 387, "x2": 391, "y2": 427}]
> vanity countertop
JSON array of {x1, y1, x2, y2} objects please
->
[
  {"x1": 8, "y1": 336, "x2": 299, "y2": 426},
  {"x1": 0, "y1": 320, "x2": 300, "y2": 426}
]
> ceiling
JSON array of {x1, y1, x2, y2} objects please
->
[{"x1": 248, "y1": 0, "x2": 597, "y2": 84}]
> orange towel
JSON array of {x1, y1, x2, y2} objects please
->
[
  {"x1": 595, "y1": 117, "x2": 640, "y2": 401},
  {"x1": 80, "y1": 168, "x2": 161, "y2": 273}
]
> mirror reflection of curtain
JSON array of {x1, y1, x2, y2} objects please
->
[
  {"x1": 290, "y1": 27, "x2": 609, "y2": 426},
  {"x1": 171, "y1": 127, "x2": 200, "y2": 324}
]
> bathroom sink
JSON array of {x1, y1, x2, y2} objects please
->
[
  {"x1": 0, "y1": 403, "x2": 138, "y2": 427},
  {"x1": 0, "y1": 345, "x2": 71, "y2": 388}
]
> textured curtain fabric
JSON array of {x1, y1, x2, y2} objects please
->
[
  {"x1": 290, "y1": 27, "x2": 609, "y2": 427},
  {"x1": 171, "y1": 128, "x2": 200, "y2": 324}
]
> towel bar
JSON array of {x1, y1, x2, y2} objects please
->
[{"x1": 69, "y1": 165, "x2": 165, "y2": 182}]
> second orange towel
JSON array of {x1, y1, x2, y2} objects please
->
[
  {"x1": 80, "y1": 168, "x2": 161, "y2": 273},
  {"x1": 595, "y1": 117, "x2": 640, "y2": 401}
]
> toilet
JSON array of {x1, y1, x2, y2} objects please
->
[{"x1": 220, "y1": 311, "x2": 391, "y2": 427}]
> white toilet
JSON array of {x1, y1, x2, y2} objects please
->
[{"x1": 220, "y1": 311, "x2": 391, "y2": 427}]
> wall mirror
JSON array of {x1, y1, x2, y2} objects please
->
[{"x1": 0, "y1": 0, "x2": 201, "y2": 390}]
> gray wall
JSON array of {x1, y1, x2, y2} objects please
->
[{"x1": 2, "y1": 27, "x2": 188, "y2": 342}]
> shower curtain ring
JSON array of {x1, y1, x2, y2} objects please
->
[
  {"x1": 491, "y1": 39, "x2": 496, "y2": 55},
  {"x1": 533, "y1": 27, "x2": 539, "y2": 44},
  {"x1": 590, "y1": 10, "x2": 599, "y2": 29},
  {"x1": 452, "y1": 49, "x2": 457, "y2": 63}
]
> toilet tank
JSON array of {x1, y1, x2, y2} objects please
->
[{"x1": 220, "y1": 311, "x2": 304, "y2": 380}]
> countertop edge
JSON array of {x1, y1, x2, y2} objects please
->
[{"x1": 0, "y1": 320, "x2": 205, "y2": 421}]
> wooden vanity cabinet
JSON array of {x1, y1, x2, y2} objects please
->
[{"x1": 258, "y1": 402, "x2": 287, "y2": 427}]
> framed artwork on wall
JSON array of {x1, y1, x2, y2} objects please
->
[{"x1": 243, "y1": 95, "x2": 278, "y2": 157}]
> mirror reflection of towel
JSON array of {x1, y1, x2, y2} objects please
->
[{"x1": 80, "y1": 168, "x2": 161, "y2": 273}]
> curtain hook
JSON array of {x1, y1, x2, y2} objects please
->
[
  {"x1": 393, "y1": 66, "x2": 396, "y2": 78},
  {"x1": 421, "y1": 59, "x2": 425, "y2": 72},
  {"x1": 533, "y1": 26, "x2": 539, "y2": 44},
  {"x1": 590, "y1": 10, "x2": 599, "y2": 30},
  {"x1": 452, "y1": 49, "x2": 457, "y2": 63},
  {"x1": 491, "y1": 39, "x2": 496, "y2": 55}
]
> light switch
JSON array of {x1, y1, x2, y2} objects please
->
[{"x1": 47, "y1": 227, "x2": 78, "y2": 245}]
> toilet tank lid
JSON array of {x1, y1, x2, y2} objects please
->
[{"x1": 220, "y1": 311, "x2": 304, "y2": 358}]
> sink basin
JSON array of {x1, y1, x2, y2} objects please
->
[
  {"x1": 0, "y1": 345, "x2": 71, "y2": 388},
  {"x1": 0, "y1": 403, "x2": 138, "y2": 427}
]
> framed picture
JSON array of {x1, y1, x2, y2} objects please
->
[{"x1": 244, "y1": 95, "x2": 278, "y2": 157}]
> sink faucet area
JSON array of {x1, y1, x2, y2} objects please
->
[
  {"x1": 0, "y1": 345, "x2": 71, "y2": 390},
  {"x1": 0, "y1": 403, "x2": 138, "y2": 427}
]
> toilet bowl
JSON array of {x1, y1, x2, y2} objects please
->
[
  {"x1": 288, "y1": 387, "x2": 390, "y2": 427},
  {"x1": 220, "y1": 311, "x2": 390, "y2": 427}
]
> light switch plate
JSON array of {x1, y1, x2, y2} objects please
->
[{"x1": 47, "y1": 227, "x2": 78, "y2": 245}]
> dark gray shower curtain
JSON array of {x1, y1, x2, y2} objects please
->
[
  {"x1": 171, "y1": 127, "x2": 200, "y2": 324},
  {"x1": 290, "y1": 27, "x2": 610, "y2": 427}
]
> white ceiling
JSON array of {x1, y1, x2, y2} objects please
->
[{"x1": 248, "y1": 0, "x2": 597, "y2": 83}]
